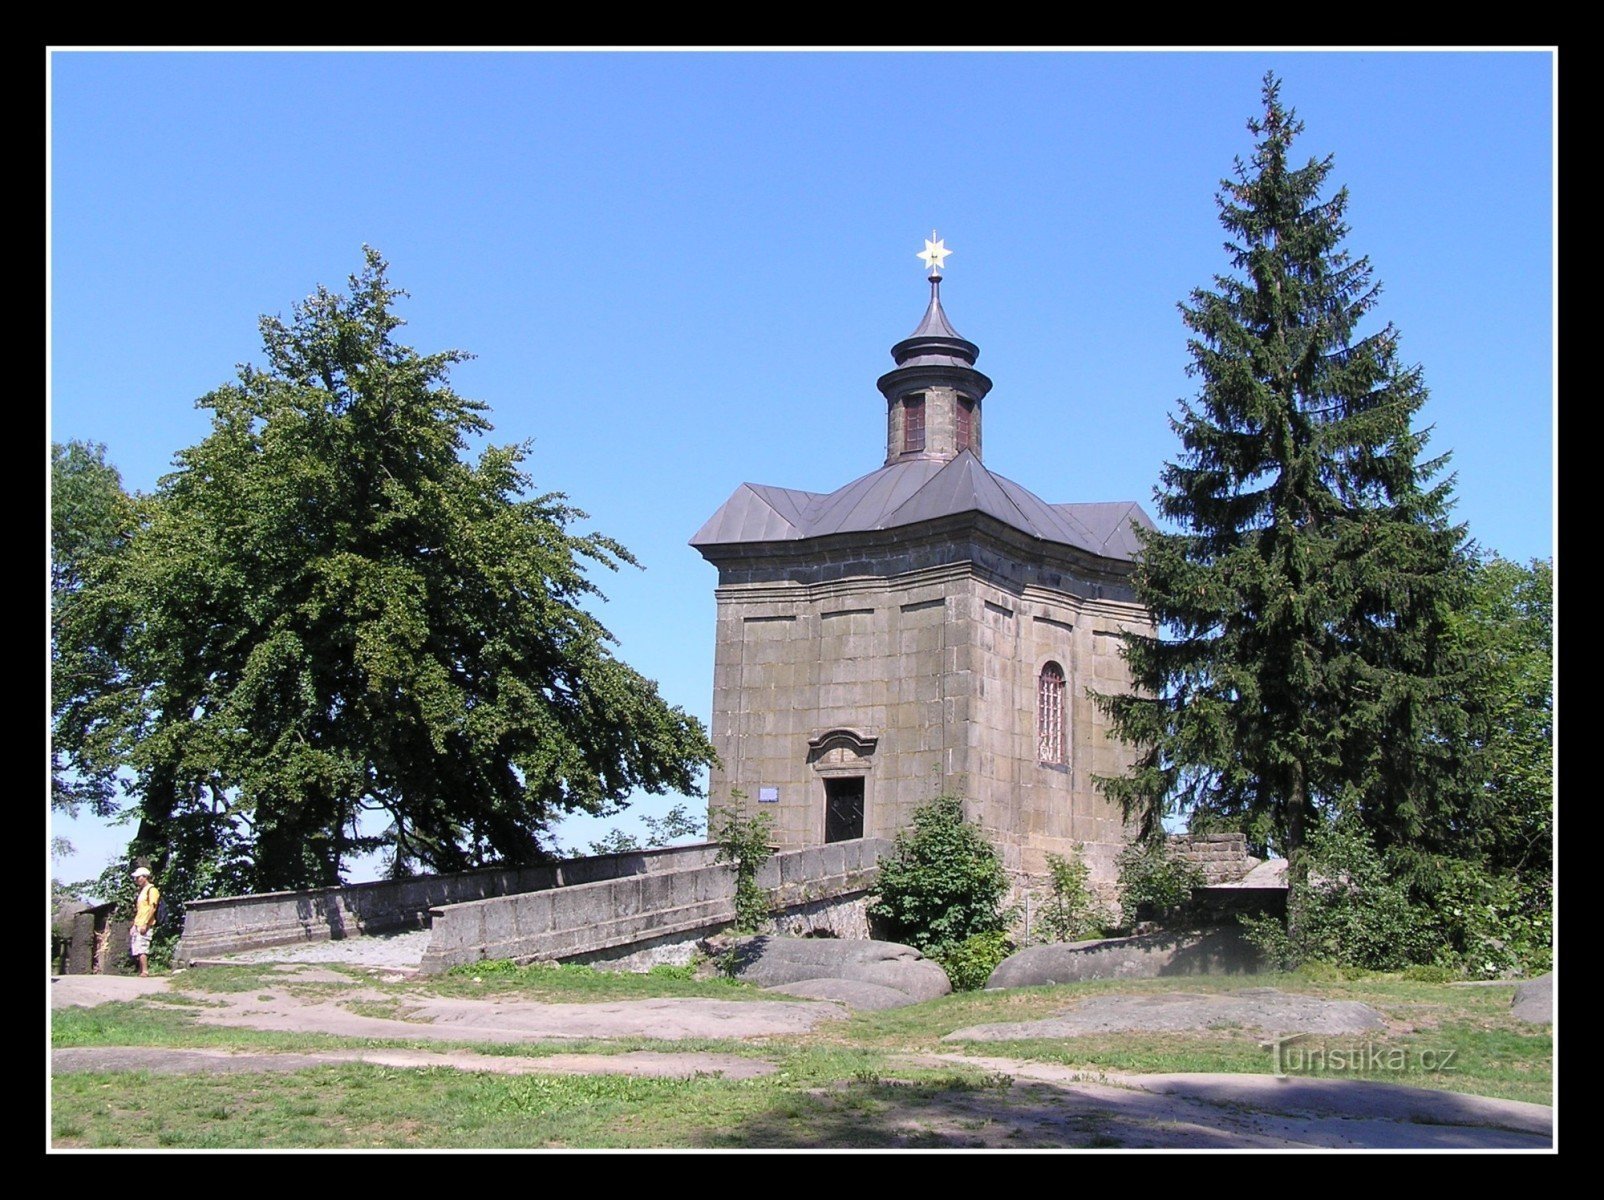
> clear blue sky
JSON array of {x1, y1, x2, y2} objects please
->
[{"x1": 48, "y1": 48, "x2": 1556, "y2": 886}]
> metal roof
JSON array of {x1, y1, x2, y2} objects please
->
[{"x1": 691, "y1": 450, "x2": 1154, "y2": 562}]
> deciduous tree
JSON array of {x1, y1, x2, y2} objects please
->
[
  {"x1": 57, "y1": 249, "x2": 715, "y2": 892},
  {"x1": 51, "y1": 439, "x2": 139, "y2": 819}
]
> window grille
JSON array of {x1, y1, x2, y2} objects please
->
[{"x1": 1038, "y1": 661, "x2": 1065, "y2": 764}]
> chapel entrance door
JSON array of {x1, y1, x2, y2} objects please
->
[{"x1": 823, "y1": 777, "x2": 865, "y2": 843}]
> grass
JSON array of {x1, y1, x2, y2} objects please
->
[
  {"x1": 51, "y1": 964, "x2": 1553, "y2": 1147},
  {"x1": 416, "y1": 960, "x2": 765, "y2": 1002},
  {"x1": 52, "y1": 1065, "x2": 791, "y2": 1149}
]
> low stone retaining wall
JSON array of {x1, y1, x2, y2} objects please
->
[
  {"x1": 175, "y1": 844, "x2": 719, "y2": 965},
  {"x1": 418, "y1": 838, "x2": 892, "y2": 973},
  {"x1": 1167, "y1": 832, "x2": 1261, "y2": 885}
]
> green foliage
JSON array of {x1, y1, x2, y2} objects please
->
[
  {"x1": 867, "y1": 794, "x2": 1012, "y2": 957},
  {"x1": 50, "y1": 249, "x2": 715, "y2": 892},
  {"x1": 1092, "y1": 75, "x2": 1466, "y2": 859},
  {"x1": 51, "y1": 439, "x2": 141, "y2": 820},
  {"x1": 1445, "y1": 552, "x2": 1553, "y2": 876},
  {"x1": 931, "y1": 931, "x2": 1014, "y2": 992},
  {"x1": 1241, "y1": 814, "x2": 1438, "y2": 972},
  {"x1": 1031, "y1": 849, "x2": 1108, "y2": 943},
  {"x1": 1416, "y1": 858, "x2": 1551, "y2": 978},
  {"x1": 711, "y1": 795, "x2": 775, "y2": 934},
  {"x1": 584, "y1": 802, "x2": 706, "y2": 856},
  {"x1": 1242, "y1": 813, "x2": 1552, "y2": 979},
  {"x1": 1115, "y1": 838, "x2": 1204, "y2": 928},
  {"x1": 1237, "y1": 911, "x2": 1298, "y2": 973}
]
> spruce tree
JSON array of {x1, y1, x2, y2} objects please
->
[{"x1": 1095, "y1": 75, "x2": 1466, "y2": 862}]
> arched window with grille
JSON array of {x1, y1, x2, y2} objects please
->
[{"x1": 1038, "y1": 661, "x2": 1066, "y2": 765}]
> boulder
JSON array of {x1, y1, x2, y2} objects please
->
[
  {"x1": 1511, "y1": 972, "x2": 1552, "y2": 1024},
  {"x1": 987, "y1": 926, "x2": 1263, "y2": 989},
  {"x1": 708, "y1": 935, "x2": 951, "y2": 1001}
]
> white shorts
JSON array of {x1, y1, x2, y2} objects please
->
[{"x1": 130, "y1": 927, "x2": 153, "y2": 956}]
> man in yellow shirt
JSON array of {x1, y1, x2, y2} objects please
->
[{"x1": 129, "y1": 866, "x2": 160, "y2": 977}]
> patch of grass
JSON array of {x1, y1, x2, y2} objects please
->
[
  {"x1": 53, "y1": 1001, "x2": 205, "y2": 1047},
  {"x1": 166, "y1": 966, "x2": 296, "y2": 993},
  {"x1": 51, "y1": 1064, "x2": 789, "y2": 1149},
  {"x1": 141, "y1": 993, "x2": 224, "y2": 1009},
  {"x1": 422, "y1": 960, "x2": 764, "y2": 1002},
  {"x1": 53, "y1": 1000, "x2": 459, "y2": 1057},
  {"x1": 340, "y1": 999, "x2": 411, "y2": 1022},
  {"x1": 462, "y1": 1035, "x2": 776, "y2": 1061}
]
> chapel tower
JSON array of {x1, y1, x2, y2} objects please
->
[{"x1": 691, "y1": 238, "x2": 1154, "y2": 883}]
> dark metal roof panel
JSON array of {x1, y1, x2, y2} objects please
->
[
  {"x1": 802, "y1": 458, "x2": 948, "y2": 535},
  {"x1": 692, "y1": 456, "x2": 1154, "y2": 564},
  {"x1": 1050, "y1": 500, "x2": 1156, "y2": 558},
  {"x1": 689, "y1": 482, "x2": 813, "y2": 546}
]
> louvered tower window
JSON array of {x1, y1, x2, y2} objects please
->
[
  {"x1": 956, "y1": 396, "x2": 974, "y2": 452},
  {"x1": 903, "y1": 394, "x2": 926, "y2": 453}
]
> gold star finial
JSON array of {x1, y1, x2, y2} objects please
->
[{"x1": 917, "y1": 231, "x2": 952, "y2": 276}]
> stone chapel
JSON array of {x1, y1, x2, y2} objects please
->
[{"x1": 691, "y1": 244, "x2": 1156, "y2": 883}]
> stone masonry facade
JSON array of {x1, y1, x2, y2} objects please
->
[{"x1": 705, "y1": 524, "x2": 1151, "y2": 884}]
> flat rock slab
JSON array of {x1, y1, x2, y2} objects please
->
[
  {"x1": 52, "y1": 1045, "x2": 776, "y2": 1080},
  {"x1": 402, "y1": 996, "x2": 842, "y2": 1040},
  {"x1": 51, "y1": 974, "x2": 173, "y2": 1009},
  {"x1": 924, "y1": 1055, "x2": 1551, "y2": 1149},
  {"x1": 180, "y1": 989, "x2": 844, "y2": 1043},
  {"x1": 1232, "y1": 859, "x2": 1290, "y2": 887},
  {"x1": 764, "y1": 978, "x2": 923, "y2": 1010},
  {"x1": 945, "y1": 988, "x2": 1386, "y2": 1041},
  {"x1": 1511, "y1": 973, "x2": 1553, "y2": 1024}
]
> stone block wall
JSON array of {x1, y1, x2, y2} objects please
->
[
  {"x1": 175, "y1": 844, "x2": 720, "y2": 965},
  {"x1": 1165, "y1": 832, "x2": 1261, "y2": 885},
  {"x1": 418, "y1": 838, "x2": 892, "y2": 973}
]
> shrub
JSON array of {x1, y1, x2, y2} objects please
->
[
  {"x1": 1032, "y1": 849, "x2": 1109, "y2": 943},
  {"x1": 868, "y1": 794, "x2": 1011, "y2": 958},
  {"x1": 1417, "y1": 859, "x2": 1552, "y2": 979},
  {"x1": 710, "y1": 797, "x2": 774, "y2": 934},
  {"x1": 1239, "y1": 814, "x2": 1436, "y2": 972},
  {"x1": 933, "y1": 931, "x2": 1014, "y2": 991},
  {"x1": 1238, "y1": 910, "x2": 1297, "y2": 972},
  {"x1": 1115, "y1": 838, "x2": 1204, "y2": 927},
  {"x1": 1240, "y1": 815, "x2": 1552, "y2": 978}
]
